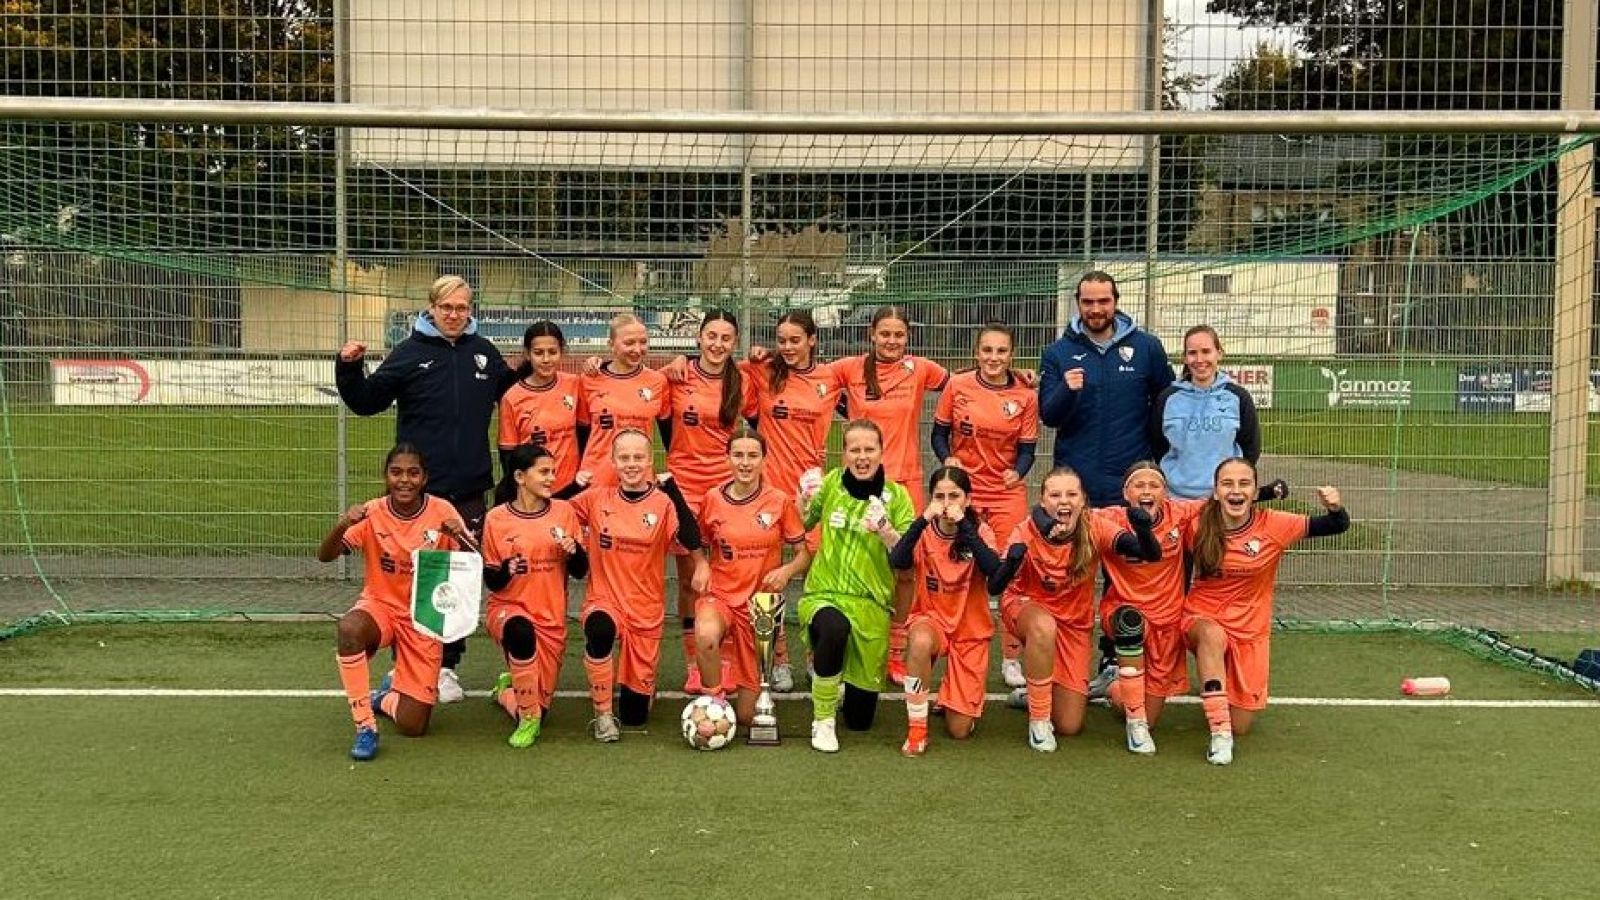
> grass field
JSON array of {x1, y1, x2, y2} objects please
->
[
  {"x1": 0, "y1": 403, "x2": 1584, "y2": 555},
  {"x1": 1, "y1": 622, "x2": 1596, "y2": 897}
]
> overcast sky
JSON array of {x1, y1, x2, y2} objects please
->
[{"x1": 1167, "y1": 0, "x2": 1297, "y2": 108}]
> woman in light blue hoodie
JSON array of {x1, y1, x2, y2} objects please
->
[{"x1": 1149, "y1": 325, "x2": 1261, "y2": 499}]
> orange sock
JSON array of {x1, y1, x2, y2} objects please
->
[
  {"x1": 584, "y1": 654, "x2": 615, "y2": 715},
  {"x1": 1002, "y1": 631, "x2": 1022, "y2": 662},
  {"x1": 904, "y1": 675, "x2": 930, "y2": 724},
  {"x1": 1025, "y1": 676, "x2": 1053, "y2": 722},
  {"x1": 378, "y1": 690, "x2": 401, "y2": 719},
  {"x1": 1202, "y1": 689, "x2": 1231, "y2": 735},
  {"x1": 496, "y1": 686, "x2": 518, "y2": 720},
  {"x1": 509, "y1": 656, "x2": 542, "y2": 721},
  {"x1": 681, "y1": 630, "x2": 698, "y2": 676},
  {"x1": 337, "y1": 652, "x2": 375, "y2": 732},
  {"x1": 889, "y1": 621, "x2": 907, "y2": 664},
  {"x1": 700, "y1": 647, "x2": 721, "y2": 696},
  {"x1": 1117, "y1": 666, "x2": 1147, "y2": 722}
]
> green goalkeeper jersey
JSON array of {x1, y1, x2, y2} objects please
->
[{"x1": 801, "y1": 468, "x2": 916, "y2": 610}]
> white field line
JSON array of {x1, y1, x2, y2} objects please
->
[{"x1": 0, "y1": 687, "x2": 1595, "y2": 708}]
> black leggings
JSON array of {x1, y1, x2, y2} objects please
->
[{"x1": 808, "y1": 606, "x2": 879, "y2": 731}]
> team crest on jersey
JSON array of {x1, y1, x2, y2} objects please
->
[
  {"x1": 562, "y1": 394, "x2": 576, "y2": 410},
  {"x1": 1165, "y1": 527, "x2": 1181, "y2": 546},
  {"x1": 1001, "y1": 400, "x2": 1021, "y2": 419},
  {"x1": 1118, "y1": 346, "x2": 1135, "y2": 362},
  {"x1": 549, "y1": 526, "x2": 567, "y2": 543},
  {"x1": 815, "y1": 383, "x2": 828, "y2": 398},
  {"x1": 1243, "y1": 539, "x2": 1262, "y2": 557},
  {"x1": 475, "y1": 354, "x2": 488, "y2": 371},
  {"x1": 755, "y1": 511, "x2": 775, "y2": 529},
  {"x1": 902, "y1": 359, "x2": 915, "y2": 372},
  {"x1": 423, "y1": 528, "x2": 441, "y2": 545},
  {"x1": 642, "y1": 511, "x2": 660, "y2": 529},
  {"x1": 638, "y1": 387, "x2": 655, "y2": 401}
]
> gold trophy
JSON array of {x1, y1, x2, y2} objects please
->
[{"x1": 747, "y1": 591, "x2": 787, "y2": 746}]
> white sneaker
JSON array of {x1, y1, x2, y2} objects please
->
[
  {"x1": 1006, "y1": 687, "x2": 1028, "y2": 710},
  {"x1": 1000, "y1": 658, "x2": 1025, "y2": 689},
  {"x1": 1087, "y1": 663, "x2": 1116, "y2": 701},
  {"x1": 1207, "y1": 732, "x2": 1234, "y2": 766},
  {"x1": 1125, "y1": 718, "x2": 1156, "y2": 755},
  {"x1": 772, "y1": 663, "x2": 794, "y2": 693},
  {"x1": 1027, "y1": 719, "x2": 1057, "y2": 753},
  {"x1": 810, "y1": 718, "x2": 840, "y2": 753},
  {"x1": 436, "y1": 667, "x2": 465, "y2": 704},
  {"x1": 591, "y1": 713, "x2": 621, "y2": 743}
]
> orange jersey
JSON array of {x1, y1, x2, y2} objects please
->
[
  {"x1": 699, "y1": 481, "x2": 806, "y2": 610},
  {"x1": 481, "y1": 499, "x2": 583, "y2": 631},
  {"x1": 1094, "y1": 498, "x2": 1206, "y2": 626},
  {"x1": 1000, "y1": 514, "x2": 1124, "y2": 629},
  {"x1": 578, "y1": 364, "x2": 669, "y2": 487},
  {"x1": 835, "y1": 354, "x2": 949, "y2": 487},
  {"x1": 1183, "y1": 508, "x2": 1309, "y2": 640},
  {"x1": 750, "y1": 359, "x2": 844, "y2": 497},
  {"x1": 665, "y1": 359, "x2": 759, "y2": 503},
  {"x1": 341, "y1": 495, "x2": 463, "y2": 614},
  {"x1": 909, "y1": 521, "x2": 998, "y2": 640},
  {"x1": 497, "y1": 372, "x2": 587, "y2": 491},
  {"x1": 933, "y1": 370, "x2": 1038, "y2": 503},
  {"x1": 571, "y1": 484, "x2": 680, "y2": 632}
]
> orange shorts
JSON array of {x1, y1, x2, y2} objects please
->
[
  {"x1": 1182, "y1": 615, "x2": 1271, "y2": 711},
  {"x1": 696, "y1": 595, "x2": 760, "y2": 694},
  {"x1": 353, "y1": 599, "x2": 442, "y2": 706},
  {"x1": 1001, "y1": 596, "x2": 1092, "y2": 695},
  {"x1": 974, "y1": 494, "x2": 1028, "y2": 552},
  {"x1": 1100, "y1": 604, "x2": 1189, "y2": 699},
  {"x1": 905, "y1": 614, "x2": 989, "y2": 719},
  {"x1": 581, "y1": 599, "x2": 662, "y2": 696},
  {"x1": 486, "y1": 604, "x2": 568, "y2": 711}
]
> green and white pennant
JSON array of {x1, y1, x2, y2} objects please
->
[{"x1": 410, "y1": 549, "x2": 483, "y2": 643}]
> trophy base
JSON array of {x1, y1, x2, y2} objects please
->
[{"x1": 746, "y1": 723, "x2": 781, "y2": 746}]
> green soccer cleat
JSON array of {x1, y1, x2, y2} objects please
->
[{"x1": 508, "y1": 716, "x2": 542, "y2": 749}]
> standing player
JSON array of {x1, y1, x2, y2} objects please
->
[
  {"x1": 496, "y1": 321, "x2": 588, "y2": 502},
  {"x1": 576, "y1": 313, "x2": 671, "y2": 489},
  {"x1": 795, "y1": 419, "x2": 916, "y2": 753},
  {"x1": 833, "y1": 306, "x2": 948, "y2": 686},
  {"x1": 694, "y1": 428, "x2": 811, "y2": 723},
  {"x1": 931, "y1": 322, "x2": 1039, "y2": 690},
  {"x1": 1185, "y1": 458, "x2": 1347, "y2": 765},
  {"x1": 746, "y1": 310, "x2": 844, "y2": 692},
  {"x1": 665, "y1": 310, "x2": 759, "y2": 694},
  {"x1": 480, "y1": 443, "x2": 587, "y2": 748},
  {"x1": 321, "y1": 443, "x2": 467, "y2": 761},
  {"x1": 571, "y1": 429, "x2": 707, "y2": 742},
  {"x1": 888, "y1": 467, "x2": 1002, "y2": 756},
  {"x1": 1150, "y1": 325, "x2": 1261, "y2": 500},
  {"x1": 987, "y1": 467, "x2": 1159, "y2": 753}
]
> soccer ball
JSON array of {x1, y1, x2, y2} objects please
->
[{"x1": 681, "y1": 695, "x2": 738, "y2": 750}]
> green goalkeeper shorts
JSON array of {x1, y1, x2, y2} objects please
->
[{"x1": 798, "y1": 591, "x2": 891, "y2": 694}]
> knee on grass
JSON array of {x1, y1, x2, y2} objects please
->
[{"x1": 618, "y1": 686, "x2": 652, "y2": 727}]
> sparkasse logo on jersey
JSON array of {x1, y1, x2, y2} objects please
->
[{"x1": 1319, "y1": 367, "x2": 1413, "y2": 408}]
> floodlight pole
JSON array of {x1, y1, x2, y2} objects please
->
[
  {"x1": 334, "y1": 0, "x2": 352, "y2": 580},
  {"x1": 1142, "y1": 0, "x2": 1162, "y2": 330},
  {"x1": 737, "y1": 0, "x2": 755, "y2": 356},
  {"x1": 1545, "y1": 0, "x2": 1597, "y2": 583}
]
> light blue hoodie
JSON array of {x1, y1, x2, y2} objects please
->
[{"x1": 1150, "y1": 372, "x2": 1261, "y2": 500}]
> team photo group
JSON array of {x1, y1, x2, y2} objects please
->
[{"x1": 324, "y1": 270, "x2": 1350, "y2": 767}]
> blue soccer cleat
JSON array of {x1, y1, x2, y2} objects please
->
[
  {"x1": 349, "y1": 726, "x2": 380, "y2": 761},
  {"x1": 370, "y1": 672, "x2": 394, "y2": 720}
]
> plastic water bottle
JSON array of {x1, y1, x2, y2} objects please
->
[{"x1": 1401, "y1": 676, "x2": 1451, "y2": 696}]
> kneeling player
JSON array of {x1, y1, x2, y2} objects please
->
[
  {"x1": 481, "y1": 443, "x2": 588, "y2": 748},
  {"x1": 572, "y1": 429, "x2": 706, "y2": 742},
  {"x1": 694, "y1": 428, "x2": 810, "y2": 722},
  {"x1": 988, "y1": 467, "x2": 1159, "y2": 753},
  {"x1": 320, "y1": 444, "x2": 467, "y2": 761},
  {"x1": 795, "y1": 419, "x2": 916, "y2": 753},
  {"x1": 1184, "y1": 457, "x2": 1347, "y2": 765},
  {"x1": 889, "y1": 466, "x2": 1002, "y2": 756}
]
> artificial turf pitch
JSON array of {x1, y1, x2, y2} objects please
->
[{"x1": 1, "y1": 624, "x2": 1596, "y2": 898}]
